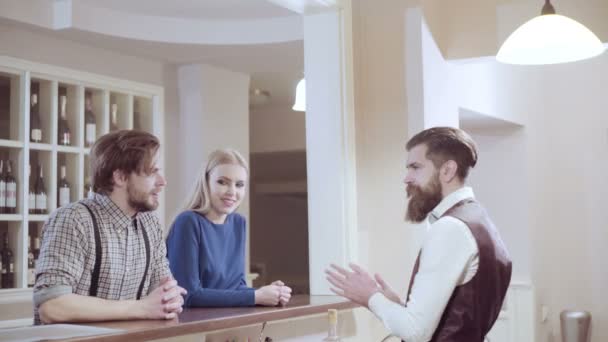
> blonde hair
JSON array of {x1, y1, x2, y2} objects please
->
[{"x1": 182, "y1": 148, "x2": 249, "y2": 215}]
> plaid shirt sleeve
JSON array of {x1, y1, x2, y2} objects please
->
[
  {"x1": 33, "y1": 206, "x2": 89, "y2": 308},
  {"x1": 147, "y1": 214, "x2": 172, "y2": 293}
]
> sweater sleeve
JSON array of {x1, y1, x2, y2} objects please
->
[
  {"x1": 166, "y1": 212, "x2": 255, "y2": 307},
  {"x1": 236, "y1": 215, "x2": 253, "y2": 291}
]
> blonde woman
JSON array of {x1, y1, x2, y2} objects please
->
[{"x1": 166, "y1": 149, "x2": 292, "y2": 307}]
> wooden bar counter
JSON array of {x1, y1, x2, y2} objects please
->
[{"x1": 64, "y1": 295, "x2": 358, "y2": 341}]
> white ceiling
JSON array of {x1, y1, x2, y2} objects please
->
[
  {"x1": 57, "y1": 27, "x2": 304, "y2": 73},
  {"x1": 0, "y1": 0, "x2": 310, "y2": 108},
  {"x1": 78, "y1": 0, "x2": 297, "y2": 20}
]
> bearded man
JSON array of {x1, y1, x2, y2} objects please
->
[
  {"x1": 33, "y1": 130, "x2": 186, "y2": 324},
  {"x1": 326, "y1": 127, "x2": 512, "y2": 342}
]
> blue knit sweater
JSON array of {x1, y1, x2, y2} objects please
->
[{"x1": 166, "y1": 211, "x2": 255, "y2": 307}]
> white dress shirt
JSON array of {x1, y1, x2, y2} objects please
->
[{"x1": 368, "y1": 187, "x2": 479, "y2": 342}]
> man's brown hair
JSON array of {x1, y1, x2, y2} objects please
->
[
  {"x1": 90, "y1": 130, "x2": 160, "y2": 194},
  {"x1": 406, "y1": 127, "x2": 478, "y2": 180}
]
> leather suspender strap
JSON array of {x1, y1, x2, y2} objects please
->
[
  {"x1": 81, "y1": 203, "x2": 151, "y2": 300},
  {"x1": 81, "y1": 203, "x2": 102, "y2": 297},
  {"x1": 135, "y1": 218, "x2": 151, "y2": 300}
]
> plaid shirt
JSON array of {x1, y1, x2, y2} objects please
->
[{"x1": 33, "y1": 193, "x2": 171, "y2": 324}]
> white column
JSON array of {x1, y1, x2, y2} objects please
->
[
  {"x1": 171, "y1": 63, "x2": 251, "y2": 268},
  {"x1": 303, "y1": 8, "x2": 357, "y2": 295}
]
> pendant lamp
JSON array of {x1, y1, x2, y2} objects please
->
[
  {"x1": 497, "y1": 0, "x2": 605, "y2": 65},
  {"x1": 292, "y1": 77, "x2": 306, "y2": 112}
]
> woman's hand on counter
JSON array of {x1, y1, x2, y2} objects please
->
[
  {"x1": 271, "y1": 280, "x2": 292, "y2": 306},
  {"x1": 255, "y1": 280, "x2": 292, "y2": 306},
  {"x1": 255, "y1": 284, "x2": 282, "y2": 306}
]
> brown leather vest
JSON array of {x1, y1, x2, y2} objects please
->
[{"x1": 406, "y1": 199, "x2": 512, "y2": 342}]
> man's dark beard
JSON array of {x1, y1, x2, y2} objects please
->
[
  {"x1": 127, "y1": 182, "x2": 157, "y2": 213},
  {"x1": 406, "y1": 175, "x2": 443, "y2": 223}
]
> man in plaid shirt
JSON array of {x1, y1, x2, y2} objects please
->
[{"x1": 33, "y1": 130, "x2": 186, "y2": 324}]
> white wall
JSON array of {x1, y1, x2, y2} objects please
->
[
  {"x1": 0, "y1": 23, "x2": 165, "y2": 87},
  {"x1": 464, "y1": 125, "x2": 531, "y2": 283},
  {"x1": 249, "y1": 106, "x2": 305, "y2": 153},
  {"x1": 454, "y1": 54, "x2": 608, "y2": 342},
  {"x1": 352, "y1": 0, "x2": 423, "y2": 339},
  {"x1": 420, "y1": 10, "x2": 458, "y2": 129},
  {"x1": 172, "y1": 63, "x2": 250, "y2": 226}
]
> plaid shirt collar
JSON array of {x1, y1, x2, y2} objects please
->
[{"x1": 93, "y1": 193, "x2": 137, "y2": 233}]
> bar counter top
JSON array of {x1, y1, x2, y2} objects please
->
[{"x1": 67, "y1": 295, "x2": 358, "y2": 341}]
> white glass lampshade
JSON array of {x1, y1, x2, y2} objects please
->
[
  {"x1": 292, "y1": 78, "x2": 306, "y2": 112},
  {"x1": 497, "y1": 14, "x2": 606, "y2": 65}
]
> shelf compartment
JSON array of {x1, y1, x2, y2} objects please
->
[
  {"x1": 57, "y1": 152, "x2": 80, "y2": 208},
  {"x1": 57, "y1": 83, "x2": 82, "y2": 147},
  {"x1": 133, "y1": 96, "x2": 153, "y2": 133},
  {"x1": 84, "y1": 88, "x2": 107, "y2": 147},
  {"x1": 109, "y1": 92, "x2": 132, "y2": 131},
  {"x1": 0, "y1": 222, "x2": 23, "y2": 289},
  {"x1": 29, "y1": 150, "x2": 53, "y2": 215},
  {"x1": 0, "y1": 147, "x2": 24, "y2": 215},
  {"x1": 27, "y1": 222, "x2": 43, "y2": 288},
  {"x1": 29, "y1": 78, "x2": 55, "y2": 145},
  {"x1": 0, "y1": 72, "x2": 22, "y2": 142}
]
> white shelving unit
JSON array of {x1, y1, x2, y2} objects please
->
[{"x1": 0, "y1": 56, "x2": 164, "y2": 300}]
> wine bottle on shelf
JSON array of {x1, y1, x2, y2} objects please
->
[
  {"x1": 58, "y1": 95, "x2": 71, "y2": 146},
  {"x1": 0, "y1": 160, "x2": 5, "y2": 214},
  {"x1": 1, "y1": 232, "x2": 14, "y2": 289},
  {"x1": 28, "y1": 165, "x2": 36, "y2": 214},
  {"x1": 30, "y1": 93, "x2": 42, "y2": 143},
  {"x1": 322, "y1": 309, "x2": 341, "y2": 341},
  {"x1": 133, "y1": 99, "x2": 141, "y2": 130},
  {"x1": 27, "y1": 235, "x2": 35, "y2": 287},
  {"x1": 85, "y1": 96, "x2": 96, "y2": 146},
  {"x1": 5, "y1": 161, "x2": 17, "y2": 214},
  {"x1": 58, "y1": 165, "x2": 71, "y2": 207},
  {"x1": 84, "y1": 177, "x2": 94, "y2": 199},
  {"x1": 33, "y1": 233, "x2": 41, "y2": 261},
  {"x1": 35, "y1": 165, "x2": 47, "y2": 215},
  {"x1": 110, "y1": 103, "x2": 119, "y2": 131}
]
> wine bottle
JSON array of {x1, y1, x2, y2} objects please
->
[
  {"x1": 1, "y1": 232, "x2": 14, "y2": 288},
  {"x1": 35, "y1": 165, "x2": 47, "y2": 215},
  {"x1": 27, "y1": 235, "x2": 35, "y2": 287},
  {"x1": 0, "y1": 160, "x2": 5, "y2": 214},
  {"x1": 30, "y1": 94, "x2": 42, "y2": 143},
  {"x1": 85, "y1": 96, "x2": 96, "y2": 146},
  {"x1": 322, "y1": 309, "x2": 341, "y2": 341},
  {"x1": 133, "y1": 99, "x2": 141, "y2": 130},
  {"x1": 5, "y1": 161, "x2": 17, "y2": 214},
  {"x1": 110, "y1": 103, "x2": 119, "y2": 131},
  {"x1": 33, "y1": 234, "x2": 41, "y2": 261},
  {"x1": 58, "y1": 95, "x2": 71, "y2": 145},
  {"x1": 58, "y1": 165, "x2": 70, "y2": 207},
  {"x1": 84, "y1": 177, "x2": 94, "y2": 199},
  {"x1": 28, "y1": 165, "x2": 36, "y2": 214}
]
